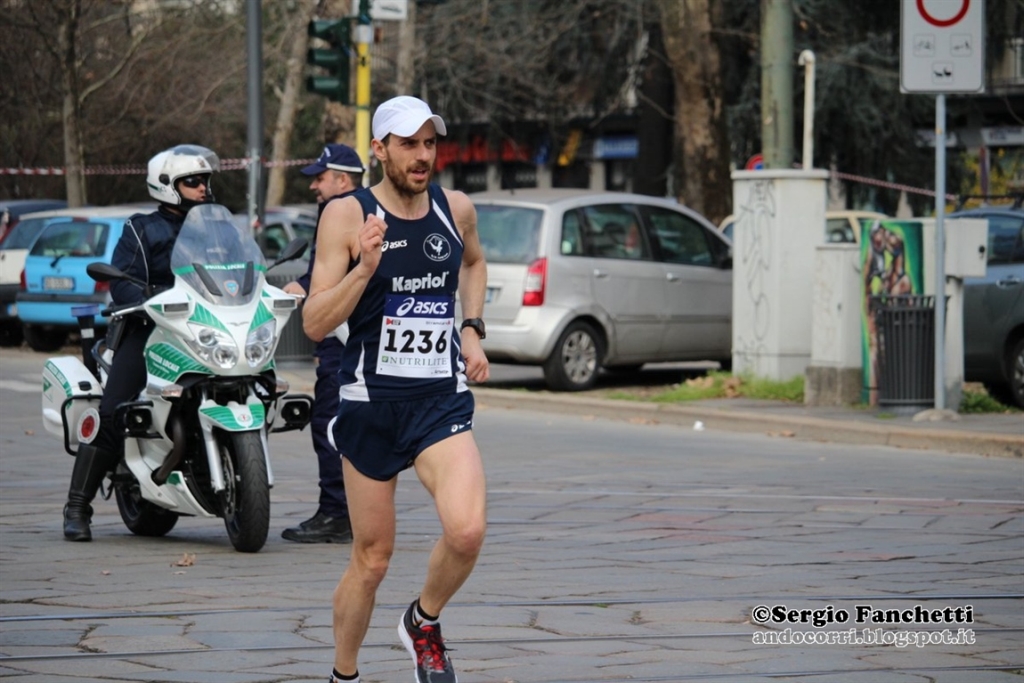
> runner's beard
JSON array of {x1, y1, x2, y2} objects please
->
[{"x1": 386, "y1": 159, "x2": 432, "y2": 199}]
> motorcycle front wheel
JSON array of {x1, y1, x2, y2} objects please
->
[
  {"x1": 216, "y1": 430, "x2": 270, "y2": 553},
  {"x1": 115, "y1": 476, "x2": 180, "y2": 537}
]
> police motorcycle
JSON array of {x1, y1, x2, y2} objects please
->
[{"x1": 41, "y1": 204, "x2": 313, "y2": 552}]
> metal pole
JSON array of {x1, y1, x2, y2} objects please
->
[
  {"x1": 798, "y1": 50, "x2": 815, "y2": 170},
  {"x1": 354, "y1": 0, "x2": 373, "y2": 174},
  {"x1": 761, "y1": 0, "x2": 794, "y2": 169},
  {"x1": 246, "y1": 0, "x2": 264, "y2": 234},
  {"x1": 934, "y1": 94, "x2": 946, "y2": 410}
]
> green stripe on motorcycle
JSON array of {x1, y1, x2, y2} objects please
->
[
  {"x1": 189, "y1": 302, "x2": 231, "y2": 333},
  {"x1": 199, "y1": 403, "x2": 266, "y2": 431},
  {"x1": 43, "y1": 361, "x2": 71, "y2": 397},
  {"x1": 147, "y1": 343, "x2": 212, "y2": 381},
  {"x1": 250, "y1": 301, "x2": 275, "y2": 330}
]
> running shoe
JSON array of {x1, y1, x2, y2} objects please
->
[{"x1": 398, "y1": 600, "x2": 457, "y2": 683}]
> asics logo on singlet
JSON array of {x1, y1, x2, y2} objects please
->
[
  {"x1": 380, "y1": 239, "x2": 407, "y2": 252},
  {"x1": 396, "y1": 297, "x2": 450, "y2": 316},
  {"x1": 392, "y1": 271, "x2": 448, "y2": 293}
]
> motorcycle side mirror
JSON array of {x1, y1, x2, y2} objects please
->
[
  {"x1": 269, "y1": 238, "x2": 308, "y2": 270},
  {"x1": 87, "y1": 262, "x2": 149, "y2": 289}
]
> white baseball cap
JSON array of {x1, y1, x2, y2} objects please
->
[{"x1": 372, "y1": 96, "x2": 447, "y2": 141}]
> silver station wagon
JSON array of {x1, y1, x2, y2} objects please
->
[{"x1": 471, "y1": 189, "x2": 733, "y2": 391}]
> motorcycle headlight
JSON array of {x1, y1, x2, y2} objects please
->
[
  {"x1": 244, "y1": 320, "x2": 277, "y2": 368},
  {"x1": 186, "y1": 322, "x2": 238, "y2": 369}
]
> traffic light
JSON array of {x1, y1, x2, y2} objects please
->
[{"x1": 306, "y1": 18, "x2": 351, "y2": 104}]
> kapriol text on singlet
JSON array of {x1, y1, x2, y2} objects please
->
[{"x1": 392, "y1": 271, "x2": 449, "y2": 293}]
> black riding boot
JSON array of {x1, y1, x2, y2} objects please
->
[{"x1": 63, "y1": 444, "x2": 116, "y2": 542}]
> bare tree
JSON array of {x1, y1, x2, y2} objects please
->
[
  {"x1": 9, "y1": 1, "x2": 153, "y2": 206},
  {"x1": 265, "y1": 0, "x2": 318, "y2": 207},
  {"x1": 2, "y1": 0, "x2": 252, "y2": 206},
  {"x1": 656, "y1": 0, "x2": 731, "y2": 224},
  {"x1": 411, "y1": 0, "x2": 646, "y2": 135}
]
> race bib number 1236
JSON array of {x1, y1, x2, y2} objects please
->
[{"x1": 377, "y1": 294, "x2": 454, "y2": 378}]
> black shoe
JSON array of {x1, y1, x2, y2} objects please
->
[
  {"x1": 63, "y1": 501, "x2": 94, "y2": 542},
  {"x1": 281, "y1": 512, "x2": 352, "y2": 543},
  {"x1": 398, "y1": 600, "x2": 457, "y2": 683},
  {"x1": 296, "y1": 510, "x2": 327, "y2": 530}
]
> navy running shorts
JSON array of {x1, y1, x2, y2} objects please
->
[{"x1": 330, "y1": 391, "x2": 475, "y2": 481}]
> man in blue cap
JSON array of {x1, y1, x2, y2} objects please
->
[{"x1": 281, "y1": 143, "x2": 365, "y2": 543}]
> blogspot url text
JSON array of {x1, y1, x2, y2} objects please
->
[{"x1": 752, "y1": 627, "x2": 976, "y2": 648}]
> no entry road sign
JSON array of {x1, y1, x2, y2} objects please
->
[{"x1": 901, "y1": 0, "x2": 985, "y2": 93}]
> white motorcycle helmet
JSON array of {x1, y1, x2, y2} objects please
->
[{"x1": 146, "y1": 144, "x2": 220, "y2": 207}]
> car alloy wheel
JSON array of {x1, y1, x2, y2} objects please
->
[
  {"x1": 1010, "y1": 339, "x2": 1024, "y2": 409},
  {"x1": 543, "y1": 320, "x2": 603, "y2": 392}
]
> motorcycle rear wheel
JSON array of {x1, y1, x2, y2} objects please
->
[
  {"x1": 216, "y1": 430, "x2": 270, "y2": 553},
  {"x1": 115, "y1": 478, "x2": 179, "y2": 537}
]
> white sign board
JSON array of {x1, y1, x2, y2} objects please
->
[
  {"x1": 901, "y1": 0, "x2": 985, "y2": 93},
  {"x1": 352, "y1": 0, "x2": 408, "y2": 21}
]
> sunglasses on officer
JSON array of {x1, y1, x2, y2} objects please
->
[{"x1": 179, "y1": 175, "x2": 210, "y2": 189}]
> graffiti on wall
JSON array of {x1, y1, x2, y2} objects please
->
[{"x1": 732, "y1": 179, "x2": 775, "y2": 369}]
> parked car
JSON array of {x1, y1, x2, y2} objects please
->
[
  {"x1": 253, "y1": 206, "x2": 317, "y2": 261},
  {"x1": 718, "y1": 210, "x2": 890, "y2": 243},
  {"x1": 0, "y1": 198, "x2": 67, "y2": 243},
  {"x1": 469, "y1": 189, "x2": 733, "y2": 391},
  {"x1": 1, "y1": 212, "x2": 61, "y2": 346},
  {"x1": 16, "y1": 207, "x2": 151, "y2": 352},
  {"x1": 951, "y1": 204, "x2": 1024, "y2": 408},
  {"x1": 233, "y1": 206, "x2": 317, "y2": 282}
]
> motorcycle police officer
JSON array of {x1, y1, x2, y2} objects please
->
[{"x1": 63, "y1": 144, "x2": 219, "y2": 542}]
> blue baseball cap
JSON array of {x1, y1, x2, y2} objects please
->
[{"x1": 301, "y1": 144, "x2": 365, "y2": 176}]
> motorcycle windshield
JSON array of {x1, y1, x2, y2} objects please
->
[{"x1": 171, "y1": 204, "x2": 266, "y2": 307}]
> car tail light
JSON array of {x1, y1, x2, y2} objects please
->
[
  {"x1": 19, "y1": 269, "x2": 26, "y2": 291},
  {"x1": 94, "y1": 279, "x2": 109, "y2": 293},
  {"x1": 523, "y1": 257, "x2": 546, "y2": 307}
]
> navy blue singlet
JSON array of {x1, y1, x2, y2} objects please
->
[{"x1": 339, "y1": 184, "x2": 468, "y2": 401}]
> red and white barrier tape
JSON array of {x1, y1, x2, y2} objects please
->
[
  {"x1": 830, "y1": 170, "x2": 957, "y2": 202},
  {"x1": 0, "y1": 158, "x2": 315, "y2": 176},
  {"x1": 0, "y1": 162, "x2": 959, "y2": 201}
]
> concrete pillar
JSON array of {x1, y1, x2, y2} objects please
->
[
  {"x1": 589, "y1": 160, "x2": 606, "y2": 191},
  {"x1": 486, "y1": 163, "x2": 501, "y2": 191},
  {"x1": 437, "y1": 167, "x2": 454, "y2": 189},
  {"x1": 805, "y1": 244, "x2": 863, "y2": 405},
  {"x1": 921, "y1": 217, "x2": 988, "y2": 411},
  {"x1": 536, "y1": 164, "x2": 553, "y2": 189},
  {"x1": 731, "y1": 169, "x2": 830, "y2": 379}
]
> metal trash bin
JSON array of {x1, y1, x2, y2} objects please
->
[
  {"x1": 265, "y1": 272, "x2": 315, "y2": 362},
  {"x1": 870, "y1": 295, "x2": 934, "y2": 409}
]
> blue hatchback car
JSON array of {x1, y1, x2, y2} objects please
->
[{"x1": 16, "y1": 210, "x2": 137, "y2": 351}]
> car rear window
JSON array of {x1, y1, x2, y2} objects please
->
[
  {"x1": 30, "y1": 221, "x2": 110, "y2": 258},
  {"x1": 985, "y1": 214, "x2": 1024, "y2": 265},
  {"x1": 1, "y1": 217, "x2": 52, "y2": 250},
  {"x1": 475, "y1": 205, "x2": 543, "y2": 264},
  {"x1": 291, "y1": 220, "x2": 316, "y2": 245}
]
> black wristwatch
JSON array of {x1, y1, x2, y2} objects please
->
[{"x1": 460, "y1": 318, "x2": 486, "y2": 340}]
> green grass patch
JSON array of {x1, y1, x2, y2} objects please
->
[
  {"x1": 960, "y1": 388, "x2": 1021, "y2": 414},
  {"x1": 740, "y1": 374, "x2": 805, "y2": 402},
  {"x1": 648, "y1": 371, "x2": 804, "y2": 403}
]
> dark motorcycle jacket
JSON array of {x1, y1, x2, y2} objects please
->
[{"x1": 109, "y1": 204, "x2": 186, "y2": 306}]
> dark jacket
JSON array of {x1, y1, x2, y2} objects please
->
[
  {"x1": 109, "y1": 205, "x2": 186, "y2": 306},
  {"x1": 296, "y1": 192, "x2": 356, "y2": 356},
  {"x1": 295, "y1": 191, "x2": 356, "y2": 295}
]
